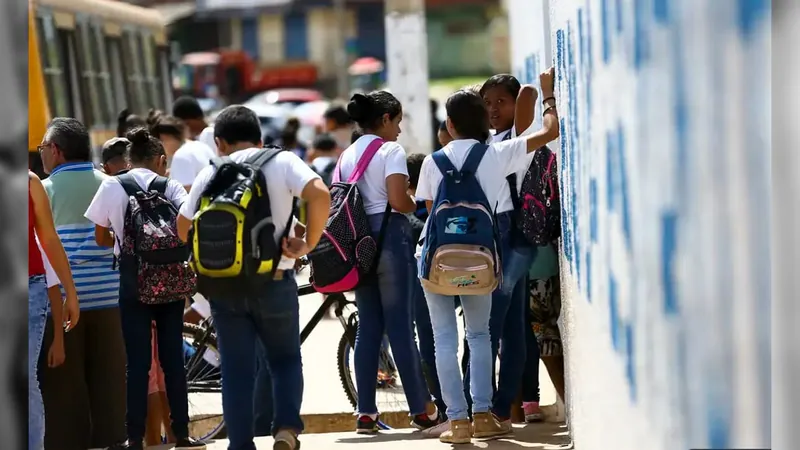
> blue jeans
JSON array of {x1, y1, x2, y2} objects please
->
[
  {"x1": 354, "y1": 213, "x2": 430, "y2": 415},
  {"x1": 118, "y1": 259, "x2": 191, "y2": 442},
  {"x1": 29, "y1": 275, "x2": 48, "y2": 450},
  {"x1": 424, "y1": 289, "x2": 493, "y2": 421},
  {"x1": 411, "y1": 273, "x2": 447, "y2": 418},
  {"x1": 253, "y1": 340, "x2": 273, "y2": 437},
  {"x1": 463, "y1": 212, "x2": 531, "y2": 418},
  {"x1": 210, "y1": 272, "x2": 303, "y2": 450}
]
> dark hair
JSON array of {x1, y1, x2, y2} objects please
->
[
  {"x1": 149, "y1": 114, "x2": 185, "y2": 141},
  {"x1": 323, "y1": 105, "x2": 351, "y2": 127},
  {"x1": 101, "y1": 137, "x2": 129, "y2": 164},
  {"x1": 312, "y1": 133, "x2": 338, "y2": 152},
  {"x1": 46, "y1": 117, "x2": 91, "y2": 162},
  {"x1": 480, "y1": 74, "x2": 521, "y2": 99},
  {"x1": 445, "y1": 90, "x2": 490, "y2": 143},
  {"x1": 346, "y1": 91, "x2": 401, "y2": 131},
  {"x1": 406, "y1": 153, "x2": 426, "y2": 189},
  {"x1": 116, "y1": 108, "x2": 146, "y2": 137},
  {"x1": 172, "y1": 96, "x2": 205, "y2": 121},
  {"x1": 125, "y1": 127, "x2": 165, "y2": 163},
  {"x1": 214, "y1": 105, "x2": 262, "y2": 145},
  {"x1": 351, "y1": 129, "x2": 364, "y2": 144}
]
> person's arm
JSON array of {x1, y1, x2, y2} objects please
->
[
  {"x1": 178, "y1": 169, "x2": 210, "y2": 242},
  {"x1": 521, "y1": 67, "x2": 560, "y2": 152},
  {"x1": 84, "y1": 179, "x2": 117, "y2": 248},
  {"x1": 414, "y1": 156, "x2": 435, "y2": 214},
  {"x1": 29, "y1": 172, "x2": 79, "y2": 328},
  {"x1": 514, "y1": 85, "x2": 537, "y2": 137},
  {"x1": 298, "y1": 179, "x2": 331, "y2": 250},
  {"x1": 281, "y1": 153, "x2": 331, "y2": 258},
  {"x1": 95, "y1": 226, "x2": 115, "y2": 248},
  {"x1": 46, "y1": 286, "x2": 65, "y2": 367},
  {"x1": 385, "y1": 144, "x2": 416, "y2": 213}
]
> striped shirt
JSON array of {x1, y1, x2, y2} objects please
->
[{"x1": 43, "y1": 162, "x2": 119, "y2": 310}]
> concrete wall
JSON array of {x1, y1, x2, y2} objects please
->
[{"x1": 505, "y1": 1, "x2": 771, "y2": 449}]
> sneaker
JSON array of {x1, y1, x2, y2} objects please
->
[
  {"x1": 420, "y1": 420, "x2": 451, "y2": 438},
  {"x1": 174, "y1": 437, "x2": 207, "y2": 449},
  {"x1": 105, "y1": 441, "x2": 143, "y2": 450},
  {"x1": 411, "y1": 409, "x2": 440, "y2": 430},
  {"x1": 273, "y1": 429, "x2": 301, "y2": 450},
  {"x1": 356, "y1": 415, "x2": 379, "y2": 434},
  {"x1": 439, "y1": 419, "x2": 471, "y2": 444},
  {"x1": 523, "y1": 401, "x2": 544, "y2": 422},
  {"x1": 471, "y1": 412, "x2": 512, "y2": 440}
]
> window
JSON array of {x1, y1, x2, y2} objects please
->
[
  {"x1": 121, "y1": 30, "x2": 146, "y2": 114},
  {"x1": 76, "y1": 19, "x2": 102, "y2": 128},
  {"x1": 140, "y1": 33, "x2": 160, "y2": 110},
  {"x1": 36, "y1": 14, "x2": 70, "y2": 117},
  {"x1": 158, "y1": 47, "x2": 172, "y2": 110},
  {"x1": 106, "y1": 37, "x2": 128, "y2": 114},
  {"x1": 90, "y1": 21, "x2": 115, "y2": 127},
  {"x1": 63, "y1": 31, "x2": 84, "y2": 122}
]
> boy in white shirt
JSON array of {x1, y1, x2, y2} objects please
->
[{"x1": 176, "y1": 105, "x2": 331, "y2": 450}]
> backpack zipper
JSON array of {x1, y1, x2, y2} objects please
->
[
  {"x1": 438, "y1": 262, "x2": 489, "y2": 271},
  {"x1": 542, "y1": 153, "x2": 556, "y2": 207},
  {"x1": 322, "y1": 230, "x2": 347, "y2": 261}
]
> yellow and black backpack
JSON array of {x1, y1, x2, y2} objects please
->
[{"x1": 188, "y1": 147, "x2": 292, "y2": 298}]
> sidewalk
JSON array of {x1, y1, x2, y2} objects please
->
[{"x1": 148, "y1": 422, "x2": 572, "y2": 449}]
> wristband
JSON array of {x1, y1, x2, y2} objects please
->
[
  {"x1": 542, "y1": 96, "x2": 556, "y2": 104},
  {"x1": 543, "y1": 105, "x2": 557, "y2": 115}
]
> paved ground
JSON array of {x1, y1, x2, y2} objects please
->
[
  {"x1": 149, "y1": 422, "x2": 573, "y2": 449},
  {"x1": 187, "y1": 270, "x2": 561, "y2": 434}
]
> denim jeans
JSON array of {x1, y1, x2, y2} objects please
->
[
  {"x1": 424, "y1": 288, "x2": 492, "y2": 421},
  {"x1": 354, "y1": 213, "x2": 430, "y2": 415},
  {"x1": 118, "y1": 259, "x2": 191, "y2": 443},
  {"x1": 253, "y1": 340, "x2": 273, "y2": 437},
  {"x1": 210, "y1": 272, "x2": 303, "y2": 450},
  {"x1": 463, "y1": 212, "x2": 531, "y2": 418},
  {"x1": 411, "y1": 274, "x2": 447, "y2": 418},
  {"x1": 29, "y1": 275, "x2": 48, "y2": 450}
]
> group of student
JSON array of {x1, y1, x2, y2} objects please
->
[{"x1": 27, "y1": 64, "x2": 565, "y2": 450}]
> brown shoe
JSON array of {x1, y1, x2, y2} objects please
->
[
  {"x1": 471, "y1": 412, "x2": 512, "y2": 439},
  {"x1": 439, "y1": 419, "x2": 471, "y2": 444}
]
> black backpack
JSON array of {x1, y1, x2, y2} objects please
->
[
  {"x1": 508, "y1": 145, "x2": 561, "y2": 246},
  {"x1": 312, "y1": 159, "x2": 338, "y2": 187},
  {"x1": 118, "y1": 174, "x2": 196, "y2": 304},
  {"x1": 188, "y1": 147, "x2": 293, "y2": 299}
]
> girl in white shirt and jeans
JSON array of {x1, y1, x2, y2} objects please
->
[{"x1": 337, "y1": 91, "x2": 439, "y2": 433}]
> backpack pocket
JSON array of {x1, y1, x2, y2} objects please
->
[
  {"x1": 251, "y1": 216, "x2": 277, "y2": 275},
  {"x1": 192, "y1": 204, "x2": 246, "y2": 277},
  {"x1": 310, "y1": 231, "x2": 356, "y2": 292},
  {"x1": 422, "y1": 244, "x2": 498, "y2": 296},
  {"x1": 138, "y1": 259, "x2": 196, "y2": 304},
  {"x1": 354, "y1": 235, "x2": 378, "y2": 274}
]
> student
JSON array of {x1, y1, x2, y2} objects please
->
[
  {"x1": 338, "y1": 92, "x2": 439, "y2": 433},
  {"x1": 453, "y1": 72, "x2": 539, "y2": 426},
  {"x1": 28, "y1": 171, "x2": 80, "y2": 450},
  {"x1": 280, "y1": 118, "x2": 308, "y2": 160},
  {"x1": 117, "y1": 108, "x2": 147, "y2": 138},
  {"x1": 84, "y1": 127, "x2": 205, "y2": 450},
  {"x1": 323, "y1": 104, "x2": 354, "y2": 151},
  {"x1": 176, "y1": 105, "x2": 331, "y2": 450},
  {"x1": 308, "y1": 133, "x2": 339, "y2": 186},
  {"x1": 150, "y1": 114, "x2": 216, "y2": 192},
  {"x1": 414, "y1": 67, "x2": 559, "y2": 443},
  {"x1": 37, "y1": 118, "x2": 127, "y2": 450},
  {"x1": 437, "y1": 121, "x2": 453, "y2": 149},
  {"x1": 101, "y1": 137, "x2": 131, "y2": 175},
  {"x1": 172, "y1": 95, "x2": 216, "y2": 150}
]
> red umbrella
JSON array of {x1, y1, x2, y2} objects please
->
[{"x1": 348, "y1": 57, "x2": 385, "y2": 76}]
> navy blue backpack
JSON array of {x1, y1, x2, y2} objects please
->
[{"x1": 419, "y1": 144, "x2": 501, "y2": 296}]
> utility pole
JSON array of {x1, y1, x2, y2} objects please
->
[
  {"x1": 333, "y1": 0, "x2": 350, "y2": 99},
  {"x1": 385, "y1": 0, "x2": 432, "y2": 154}
]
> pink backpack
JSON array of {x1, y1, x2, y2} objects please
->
[{"x1": 308, "y1": 138, "x2": 390, "y2": 293}]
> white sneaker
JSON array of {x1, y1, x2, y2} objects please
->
[{"x1": 420, "y1": 420, "x2": 451, "y2": 438}]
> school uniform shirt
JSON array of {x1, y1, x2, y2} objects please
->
[
  {"x1": 197, "y1": 126, "x2": 217, "y2": 153},
  {"x1": 491, "y1": 124, "x2": 537, "y2": 194},
  {"x1": 84, "y1": 168, "x2": 189, "y2": 256},
  {"x1": 337, "y1": 134, "x2": 409, "y2": 215},
  {"x1": 169, "y1": 140, "x2": 217, "y2": 188},
  {"x1": 413, "y1": 137, "x2": 529, "y2": 256},
  {"x1": 179, "y1": 148, "x2": 320, "y2": 271}
]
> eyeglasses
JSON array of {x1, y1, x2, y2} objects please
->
[{"x1": 37, "y1": 143, "x2": 52, "y2": 154}]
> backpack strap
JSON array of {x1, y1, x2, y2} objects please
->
[
  {"x1": 332, "y1": 138, "x2": 385, "y2": 184},
  {"x1": 148, "y1": 176, "x2": 168, "y2": 194},
  {"x1": 117, "y1": 172, "x2": 144, "y2": 197},
  {"x1": 211, "y1": 156, "x2": 232, "y2": 167},
  {"x1": 246, "y1": 147, "x2": 283, "y2": 170},
  {"x1": 507, "y1": 173, "x2": 520, "y2": 210},
  {"x1": 431, "y1": 150, "x2": 459, "y2": 178},
  {"x1": 460, "y1": 143, "x2": 489, "y2": 176}
]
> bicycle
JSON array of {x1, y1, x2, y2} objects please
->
[{"x1": 182, "y1": 268, "x2": 405, "y2": 439}]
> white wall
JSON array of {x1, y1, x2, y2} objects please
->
[{"x1": 506, "y1": 1, "x2": 771, "y2": 449}]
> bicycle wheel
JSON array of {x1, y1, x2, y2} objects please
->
[
  {"x1": 182, "y1": 323, "x2": 225, "y2": 441},
  {"x1": 336, "y1": 318, "x2": 409, "y2": 416}
]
